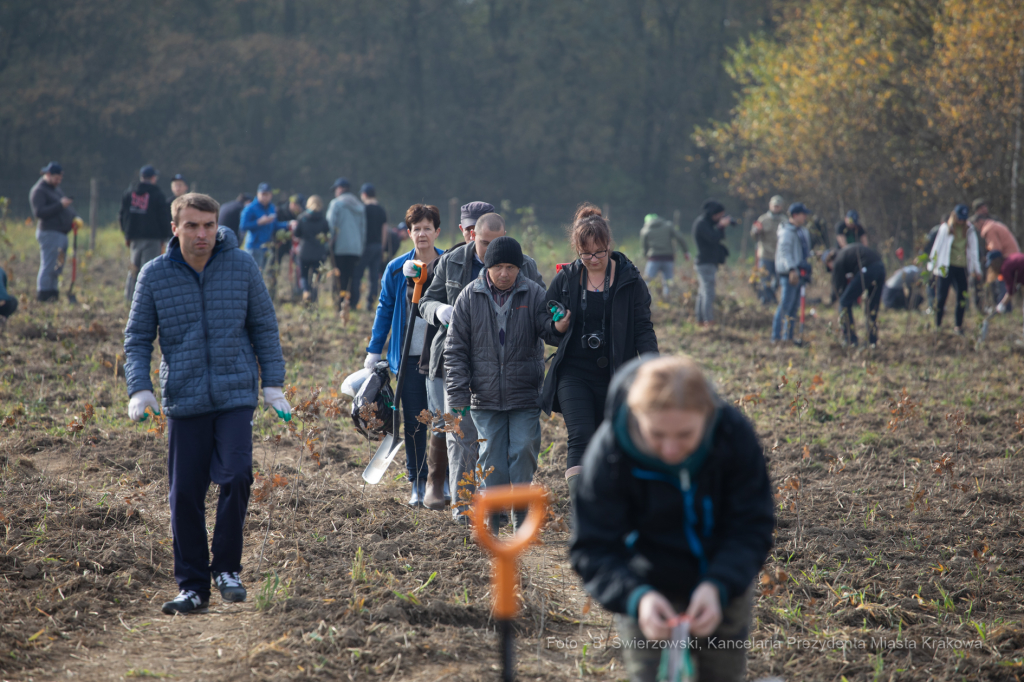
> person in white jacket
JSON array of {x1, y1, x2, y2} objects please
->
[
  {"x1": 771, "y1": 203, "x2": 808, "y2": 344},
  {"x1": 928, "y1": 204, "x2": 981, "y2": 333}
]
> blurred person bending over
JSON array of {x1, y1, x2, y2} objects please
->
[
  {"x1": 120, "y1": 165, "x2": 172, "y2": 303},
  {"x1": 29, "y1": 162, "x2": 76, "y2": 302},
  {"x1": 364, "y1": 204, "x2": 444, "y2": 506},
  {"x1": 419, "y1": 204, "x2": 545, "y2": 522},
  {"x1": 826, "y1": 244, "x2": 886, "y2": 347},
  {"x1": 882, "y1": 265, "x2": 923, "y2": 311},
  {"x1": 971, "y1": 199, "x2": 1019, "y2": 305},
  {"x1": 571, "y1": 355, "x2": 773, "y2": 682},
  {"x1": 123, "y1": 193, "x2": 289, "y2": 616},
  {"x1": 751, "y1": 194, "x2": 786, "y2": 304},
  {"x1": 692, "y1": 200, "x2": 732, "y2": 328},
  {"x1": 639, "y1": 213, "x2": 688, "y2": 299},
  {"x1": 542, "y1": 204, "x2": 657, "y2": 505},
  {"x1": 356, "y1": 183, "x2": 388, "y2": 310},
  {"x1": 327, "y1": 177, "x2": 366, "y2": 312}
]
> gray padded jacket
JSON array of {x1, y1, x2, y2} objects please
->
[
  {"x1": 123, "y1": 227, "x2": 286, "y2": 418},
  {"x1": 444, "y1": 273, "x2": 558, "y2": 411},
  {"x1": 419, "y1": 241, "x2": 543, "y2": 381}
]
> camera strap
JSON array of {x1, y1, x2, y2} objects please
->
[{"x1": 580, "y1": 261, "x2": 611, "y2": 366}]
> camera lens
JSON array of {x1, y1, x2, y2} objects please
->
[{"x1": 587, "y1": 335, "x2": 602, "y2": 349}]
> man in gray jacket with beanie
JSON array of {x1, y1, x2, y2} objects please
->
[
  {"x1": 444, "y1": 236, "x2": 559, "y2": 531},
  {"x1": 124, "y1": 193, "x2": 291, "y2": 616},
  {"x1": 29, "y1": 162, "x2": 77, "y2": 301}
]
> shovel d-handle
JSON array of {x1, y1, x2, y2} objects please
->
[
  {"x1": 409, "y1": 260, "x2": 429, "y2": 304},
  {"x1": 471, "y1": 485, "x2": 550, "y2": 619}
]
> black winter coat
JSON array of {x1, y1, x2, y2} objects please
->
[
  {"x1": 693, "y1": 212, "x2": 729, "y2": 265},
  {"x1": 540, "y1": 253, "x2": 658, "y2": 414},
  {"x1": 294, "y1": 210, "x2": 330, "y2": 264},
  {"x1": 570, "y1": 357, "x2": 775, "y2": 616},
  {"x1": 120, "y1": 182, "x2": 172, "y2": 241}
]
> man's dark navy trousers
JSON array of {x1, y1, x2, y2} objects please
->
[{"x1": 167, "y1": 407, "x2": 254, "y2": 599}]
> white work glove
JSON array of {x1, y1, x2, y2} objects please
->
[
  {"x1": 402, "y1": 260, "x2": 422, "y2": 278},
  {"x1": 128, "y1": 390, "x2": 160, "y2": 422},
  {"x1": 437, "y1": 304, "x2": 454, "y2": 327},
  {"x1": 997, "y1": 302, "x2": 1008, "y2": 314},
  {"x1": 364, "y1": 352, "x2": 382, "y2": 370},
  {"x1": 263, "y1": 387, "x2": 291, "y2": 422}
]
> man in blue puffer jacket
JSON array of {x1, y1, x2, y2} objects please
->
[{"x1": 124, "y1": 193, "x2": 291, "y2": 616}]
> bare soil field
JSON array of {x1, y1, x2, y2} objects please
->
[{"x1": 1, "y1": 226, "x2": 1023, "y2": 681}]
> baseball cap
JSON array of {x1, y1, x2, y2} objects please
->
[
  {"x1": 769, "y1": 195, "x2": 785, "y2": 207},
  {"x1": 289, "y1": 194, "x2": 306, "y2": 206},
  {"x1": 360, "y1": 183, "x2": 375, "y2": 197},
  {"x1": 332, "y1": 177, "x2": 351, "y2": 190},
  {"x1": 40, "y1": 162, "x2": 62, "y2": 175},
  {"x1": 171, "y1": 173, "x2": 187, "y2": 183},
  {"x1": 985, "y1": 250, "x2": 1003, "y2": 269},
  {"x1": 140, "y1": 165, "x2": 158, "y2": 179},
  {"x1": 971, "y1": 198, "x2": 987, "y2": 212},
  {"x1": 461, "y1": 201, "x2": 495, "y2": 228},
  {"x1": 789, "y1": 202, "x2": 809, "y2": 216},
  {"x1": 846, "y1": 209, "x2": 859, "y2": 222},
  {"x1": 954, "y1": 204, "x2": 969, "y2": 221},
  {"x1": 257, "y1": 182, "x2": 272, "y2": 194}
]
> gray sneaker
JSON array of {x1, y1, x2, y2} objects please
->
[
  {"x1": 214, "y1": 572, "x2": 247, "y2": 603},
  {"x1": 161, "y1": 589, "x2": 209, "y2": 615}
]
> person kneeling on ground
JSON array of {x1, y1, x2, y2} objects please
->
[
  {"x1": 124, "y1": 193, "x2": 290, "y2": 616},
  {"x1": 826, "y1": 243, "x2": 886, "y2": 348},
  {"x1": 571, "y1": 355, "x2": 774, "y2": 682},
  {"x1": 444, "y1": 236, "x2": 560, "y2": 531},
  {"x1": 882, "y1": 265, "x2": 922, "y2": 311}
]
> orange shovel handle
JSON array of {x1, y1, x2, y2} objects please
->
[
  {"x1": 409, "y1": 260, "x2": 429, "y2": 304},
  {"x1": 471, "y1": 485, "x2": 550, "y2": 619}
]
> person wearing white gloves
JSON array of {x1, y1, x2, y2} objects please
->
[
  {"x1": 365, "y1": 204, "x2": 444, "y2": 506},
  {"x1": 123, "y1": 193, "x2": 288, "y2": 617},
  {"x1": 418, "y1": 206, "x2": 545, "y2": 522}
]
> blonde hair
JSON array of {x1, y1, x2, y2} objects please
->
[
  {"x1": 306, "y1": 195, "x2": 324, "y2": 211},
  {"x1": 627, "y1": 356, "x2": 714, "y2": 416}
]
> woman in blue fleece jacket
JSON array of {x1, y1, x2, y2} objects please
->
[{"x1": 570, "y1": 354, "x2": 774, "y2": 682}]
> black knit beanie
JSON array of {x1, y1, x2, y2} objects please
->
[{"x1": 483, "y1": 236, "x2": 524, "y2": 269}]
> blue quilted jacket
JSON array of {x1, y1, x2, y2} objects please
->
[{"x1": 123, "y1": 227, "x2": 286, "y2": 418}]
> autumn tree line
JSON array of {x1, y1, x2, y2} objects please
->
[
  {"x1": 1, "y1": 0, "x2": 1022, "y2": 248},
  {"x1": 698, "y1": 0, "x2": 1024, "y2": 251}
]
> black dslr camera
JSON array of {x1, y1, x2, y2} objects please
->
[{"x1": 582, "y1": 330, "x2": 605, "y2": 349}]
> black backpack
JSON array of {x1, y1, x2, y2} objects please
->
[{"x1": 350, "y1": 361, "x2": 395, "y2": 440}]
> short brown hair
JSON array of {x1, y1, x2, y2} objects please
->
[
  {"x1": 568, "y1": 203, "x2": 613, "y2": 253},
  {"x1": 627, "y1": 356, "x2": 714, "y2": 416},
  {"x1": 476, "y1": 213, "x2": 505, "y2": 233},
  {"x1": 405, "y1": 204, "x2": 441, "y2": 229},
  {"x1": 171, "y1": 193, "x2": 220, "y2": 224}
]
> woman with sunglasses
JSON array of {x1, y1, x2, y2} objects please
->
[{"x1": 542, "y1": 204, "x2": 658, "y2": 505}]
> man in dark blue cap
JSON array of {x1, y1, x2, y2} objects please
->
[
  {"x1": 170, "y1": 173, "x2": 190, "y2": 200},
  {"x1": 240, "y1": 183, "x2": 289, "y2": 295},
  {"x1": 326, "y1": 177, "x2": 365, "y2": 312},
  {"x1": 692, "y1": 199, "x2": 733, "y2": 328},
  {"x1": 120, "y1": 165, "x2": 172, "y2": 304},
  {"x1": 356, "y1": 182, "x2": 388, "y2": 309},
  {"x1": 836, "y1": 209, "x2": 868, "y2": 248},
  {"x1": 29, "y1": 162, "x2": 77, "y2": 302}
]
